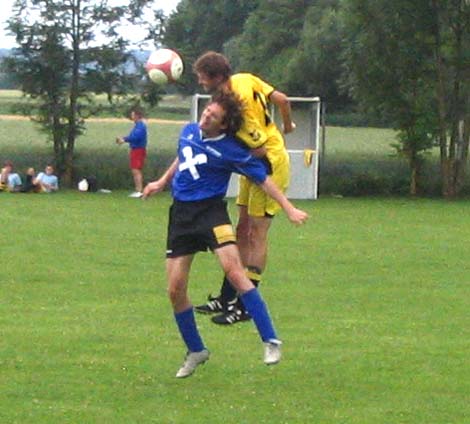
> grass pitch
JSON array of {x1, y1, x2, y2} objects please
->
[{"x1": 1, "y1": 193, "x2": 468, "y2": 423}]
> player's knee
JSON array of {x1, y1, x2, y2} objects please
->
[
  {"x1": 249, "y1": 226, "x2": 268, "y2": 247},
  {"x1": 224, "y1": 266, "x2": 247, "y2": 290},
  {"x1": 167, "y1": 284, "x2": 185, "y2": 306},
  {"x1": 236, "y1": 219, "x2": 249, "y2": 239}
]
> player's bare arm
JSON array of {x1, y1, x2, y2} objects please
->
[
  {"x1": 269, "y1": 90, "x2": 296, "y2": 134},
  {"x1": 260, "y1": 177, "x2": 309, "y2": 225},
  {"x1": 143, "y1": 157, "x2": 179, "y2": 199}
]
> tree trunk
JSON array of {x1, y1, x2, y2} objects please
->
[
  {"x1": 409, "y1": 167, "x2": 417, "y2": 196},
  {"x1": 62, "y1": 0, "x2": 81, "y2": 188},
  {"x1": 62, "y1": 149, "x2": 74, "y2": 187},
  {"x1": 431, "y1": 0, "x2": 469, "y2": 198}
]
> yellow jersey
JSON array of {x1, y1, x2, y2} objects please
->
[{"x1": 229, "y1": 73, "x2": 288, "y2": 168}]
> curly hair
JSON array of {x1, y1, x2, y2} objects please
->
[
  {"x1": 193, "y1": 51, "x2": 232, "y2": 82},
  {"x1": 211, "y1": 91, "x2": 244, "y2": 135}
]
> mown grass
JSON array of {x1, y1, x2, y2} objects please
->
[
  {"x1": 321, "y1": 127, "x2": 446, "y2": 196},
  {"x1": 1, "y1": 193, "x2": 469, "y2": 423}
]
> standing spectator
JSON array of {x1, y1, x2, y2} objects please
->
[
  {"x1": 0, "y1": 160, "x2": 22, "y2": 192},
  {"x1": 34, "y1": 164, "x2": 59, "y2": 193},
  {"x1": 116, "y1": 106, "x2": 148, "y2": 198}
]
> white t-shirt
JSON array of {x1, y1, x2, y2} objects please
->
[
  {"x1": 8, "y1": 173, "x2": 22, "y2": 189},
  {"x1": 36, "y1": 172, "x2": 59, "y2": 192}
]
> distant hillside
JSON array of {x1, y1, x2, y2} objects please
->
[
  {"x1": 0, "y1": 48, "x2": 151, "y2": 89},
  {"x1": 0, "y1": 48, "x2": 12, "y2": 58},
  {"x1": 0, "y1": 48, "x2": 150, "y2": 63}
]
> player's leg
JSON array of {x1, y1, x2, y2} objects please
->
[
  {"x1": 214, "y1": 244, "x2": 282, "y2": 364},
  {"x1": 129, "y1": 148, "x2": 146, "y2": 196},
  {"x1": 131, "y1": 168, "x2": 143, "y2": 193},
  {"x1": 206, "y1": 205, "x2": 251, "y2": 317},
  {"x1": 245, "y1": 214, "x2": 272, "y2": 273},
  {"x1": 167, "y1": 255, "x2": 209, "y2": 378},
  {"x1": 195, "y1": 177, "x2": 250, "y2": 315},
  {"x1": 211, "y1": 182, "x2": 270, "y2": 325}
]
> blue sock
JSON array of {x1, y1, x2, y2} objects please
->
[
  {"x1": 240, "y1": 288, "x2": 278, "y2": 342},
  {"x1": 174, "y1": 307, "x2": 205, "y2": 352}
]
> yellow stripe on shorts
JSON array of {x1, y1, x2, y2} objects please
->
[
  {"x1": 213, "y1": 224, "x2": 236, "y2": 244},
  {"x1": 246, "y1": 269, "x2": 261, "y2": 282}
]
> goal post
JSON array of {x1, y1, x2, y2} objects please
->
[{"x1": 190, "y1": 94, "x2": 321, "y2": 200}]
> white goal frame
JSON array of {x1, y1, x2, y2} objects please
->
[{"x1": 190, "y1": 94, "x2": 321, "y2": 200}]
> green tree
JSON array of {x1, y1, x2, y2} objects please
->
[
  {"x1": 3, "y1": 0, "x2": 158, "y2": 186},
  {"x1": 226, "y1": 0, "x2": 309, "y2": 88},
  {"x1": 342, "y1": 0, "x2": 469, "y2": 196},
  {"x1": 163, "y1": 0, "x2": 258, "y2": 93},
  {"x1": 283, "y1": 0, "x2": 352, "y2": 110}
]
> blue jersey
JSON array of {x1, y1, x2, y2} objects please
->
[
  {"x1": 124, "y1": 120, "x2": 147, "y2": 149},
  {"x1": 172, "y1": 123, "x2": 268, "y2": 202}
]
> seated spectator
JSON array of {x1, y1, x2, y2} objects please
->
[
  {"x1": 21, "y1": 167, "x2": 41, "y2": 193},
  {"x1": 33, "y1": 164, "x2": 59, "y2": 193},
  {"x1": 0, "y1": 163, "x2": 7, "y2": 191},
  {"x1": 0, "y1": 160, "x2": 22, "y2": 192}
]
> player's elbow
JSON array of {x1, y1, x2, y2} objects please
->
[{"x1": 270, "y1": 90, "x2": 290, "y2": 108}]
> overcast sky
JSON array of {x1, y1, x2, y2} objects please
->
[{"x1": 0, "y1": 0, "x2": 180, "y2": 49}]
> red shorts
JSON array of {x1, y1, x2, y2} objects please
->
[{"x1": 130, "y1": 148, "x2": 146, "y2": 170}]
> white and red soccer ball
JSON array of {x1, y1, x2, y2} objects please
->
[{"x1": 145, "y1": 48, "x2": 184, "y2": 84}]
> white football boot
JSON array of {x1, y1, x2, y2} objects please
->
[
  {"x1": 263, "y1": 339, "x2": 282, "y2": 365},
  {"x1": 176, "y1": 349, "x2": 210, "y2": 378}
]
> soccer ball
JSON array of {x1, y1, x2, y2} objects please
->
[{"x1": 145, "y1": 48, "x2": 184, "y2": 84}]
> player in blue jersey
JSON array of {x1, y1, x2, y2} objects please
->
[
  {"x1": 143, "y1": 93, "x2": 308, "y2": 378},
  {"x1": 116, "y1": 106, "x2": 148, "y2": 198}
]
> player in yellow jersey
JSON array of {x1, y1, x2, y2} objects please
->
[{"x1": 193, "y1": 51, "x2": 296, "y2": 325}]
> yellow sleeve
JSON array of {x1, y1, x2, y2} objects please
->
[{"x1": 231, "y1": 74, "x2": 275, "y2": 149}]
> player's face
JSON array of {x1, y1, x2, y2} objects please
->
[
  {"x1": 199, "y1": 102, "x2": 227, "y2": 137},
  {"x1": 197, "y1": 72, "x2": 223, "y2": 93}
]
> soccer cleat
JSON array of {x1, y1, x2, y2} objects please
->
[
  {"x1": 129, "y1": 191, "x2": 143, "y2": 198},
  {"x1": 211, "y1": 303, "x2": 251, "y2": 325},
  {"x1": 175, "y1": 349, "x2": 210, "y2": 378},
  {"x1": 195, "y1": 295, "x2": 224, "y2": 314},
  {"x1": 263, "y1": 339, "x2": 282, "y2": 365}
]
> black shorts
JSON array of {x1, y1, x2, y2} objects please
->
[{"x1": 166, "y1": 197, "x2": 236, "y2": 258}]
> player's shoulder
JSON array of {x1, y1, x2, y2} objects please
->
[
  {"x1": 231, "y1": 73, "x2": 274, "y2": 96},
  {"x1": 231, "y1": 73, "x2": 259, "y2": 86},
  {"x1": 224, "y1": 134, "x2": 251, "y2": 153},
  {"x1": 181, "y1": 122, "x2": 199, "y2": 135}
]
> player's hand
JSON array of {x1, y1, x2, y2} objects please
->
[
  {"x1": 115, "y1": 137, "x2": 124, "y2": 145},
  {"x1": 283, "y1": 121, "x2": 296, "y2": 134},
  {"x1": 250, "y1": 146, "x2": 267, "y2": 158},
  {"x1": 287, "y1": 207, "x2": 309, "y2": 225},
  {"x1": 142, "y1": 180, "x2": 165, "y2": 199}
]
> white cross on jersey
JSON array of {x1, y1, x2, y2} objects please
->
[{"x1": 179, "y1": 146, "x2": 207, "y2": 180}]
